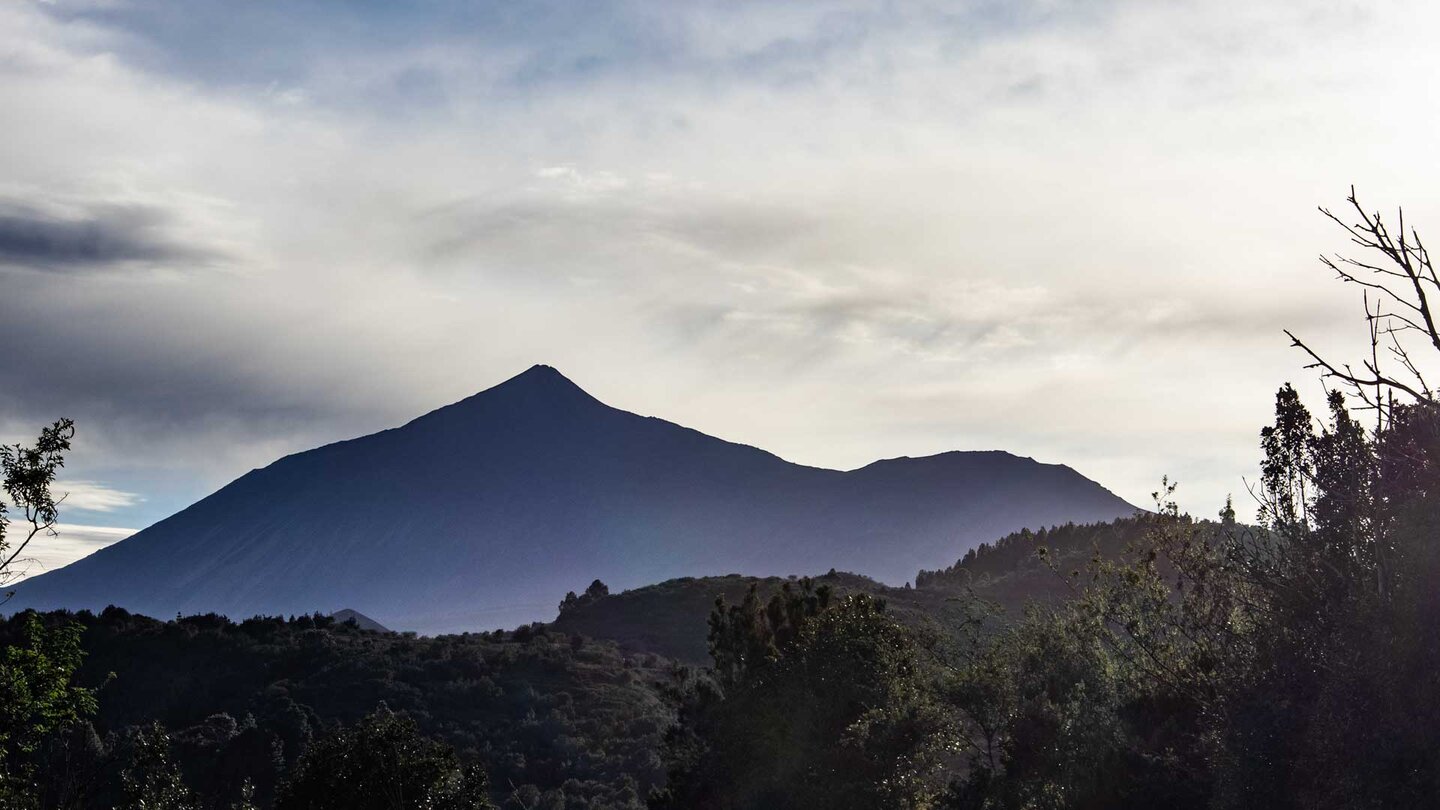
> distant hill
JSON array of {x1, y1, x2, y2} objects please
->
[
  {"x1": 5, "y1": 365, "x2": 1137, "y2": 633},
  {"x1": 329, "y1": 608, "x2": 389, "y2": 632},
  {"x1": 552, "y1": 517, "x2": 1168, "y2": 664},
  {"x1": 551, "y1": 571, "x2": 948, "y2": 664}
]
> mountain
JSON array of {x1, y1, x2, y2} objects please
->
[
  {"x1": 329, "y1": 608, "x2": 390, "y2": 632},
  {"x1": 5, "y1": 365, "x2": 1138, "y2": 633}
]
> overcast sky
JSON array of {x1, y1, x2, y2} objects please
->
[{"x1": 4, "y1": 0, "x2": 1439, "y2": 578}]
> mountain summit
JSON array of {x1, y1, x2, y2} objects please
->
[{"x1": 7, "y1": 366, "x2": 1137, "y2": 632}]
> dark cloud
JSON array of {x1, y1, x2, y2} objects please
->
[
  {"x1": 0, "y1": 254, "x2": 411, "y2": 505},
  {"x1": 0, "y1": 202, "x2": 215, "y2": 273}
]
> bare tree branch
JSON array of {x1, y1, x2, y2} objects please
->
[{"x1": 1296, "y1": 188, "x2": 1440, "y2": 424}]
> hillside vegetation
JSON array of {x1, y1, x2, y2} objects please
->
[
  {"x1": 553, "y1": 519, "x2": 1161, "y2": 665},
  {"x1": 0, "y1": 609, "x2": 672, "y2": 809},
  {"x1": 553, "y1": 571, "x2": 956, "y2": 665}
]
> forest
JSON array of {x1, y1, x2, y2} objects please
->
[{"x1": 4, "y1": 191, "x2": 1440, "y2": 808}]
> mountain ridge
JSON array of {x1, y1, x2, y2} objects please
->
[{"x1": 7, "y1": 365, "x2": 1138, "y2": 633}]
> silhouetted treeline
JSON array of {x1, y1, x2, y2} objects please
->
[
  {"x1": 553, "y1": 570, "x2": 960, "y2": 666},
  {"x1": 915, "y1": 517, "x2": 1152, "y2": 590},
  {"x1": 0, "y1": 609, "x2": 670, "y2": 808}
]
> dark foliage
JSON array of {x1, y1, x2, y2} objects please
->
[
  {"x1": 276, "y1": 707, "x2": 494, "y2": 810},
  {"x1": 558, "y1": 580, "x2": 611, "y2": 616},
  {"x1": 0, "y1": 609, "x2": 671, "y2": 809},
  {"x1": 554, "y1": 571, "x2": 978, "y2": 666},
  {"x1": 915, "y1": 518, "x2": 1153, "y2": 601},
  {"x1": 0, "y1": 419, "x2": 98, "y2": 808},
  {"x1": 120, "y1": 722, "x2": 201, "y2": 810},
  {"x1": 654, "y1": 583, "x2": 954, "y2": 809}
]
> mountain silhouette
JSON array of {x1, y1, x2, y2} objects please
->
[
  {"x1": 6, "y1": 366, "x2": 1137, "y2": 632},
  {"x1": 330, "y1": 608, "x2": 390, "y2": 633}
]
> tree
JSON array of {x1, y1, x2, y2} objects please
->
[
  {"x1": 1, "y1": 418, "x2": 75, "y2": 594},
  {"x1": 0, "y1": 419, "x2": 96, "y2": 806},
  {"x1": 1288, "y1": 186, "x2": 1439, "y2": 423},
  {"x1": 119, "y1": 724, "x2": 199, "y2": 810},
  {"x1": 585, "y1": 579, "x2": 610, "y2": 600},
  {"x1": 706, "y1": 578, "x2": 831, "y2": 690},
  {"x1": 656, "y1": 588, "x2": 952, "y2": 809},
  {"x1": 557, "y1": 578, "x2": 611, "y2": 615},
  {"x1": 275, "y1": 707, "x2": 496, "y2": 810},
  {"x1": 1211, "y1": 190, "x2": 1440, "y2": 807},
  {"x1": 0, "y1": 613, "x2": 98, "y2": 808},
  {"x1": 943, "y1": 492, "x2": 1237, "y2": 810}
]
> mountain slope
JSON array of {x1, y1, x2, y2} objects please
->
[{"x1": 6, "y1": 365, "x2": 1137, "y2": 632}]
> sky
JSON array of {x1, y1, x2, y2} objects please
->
[{"x1": 3, "y1": 0, "x2": 1439, "y2": 579}]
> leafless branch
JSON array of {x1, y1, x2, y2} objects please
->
[{"x1": 1291, "y1": 188, "x2": 1440, "y2": 423}]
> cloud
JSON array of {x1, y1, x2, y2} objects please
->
[
  {"x1": 0, "y1": 0, "x2": 1436, "y2": 524},
  {"x1": 4, "y1": 523, "x2": 134, "y2": 585},
  {"x1": 0, "y1": 199, "x2": 217, "y2": 273},
  {"x1": 56, "y1": 480, "x2": 142, "y2": 514}
]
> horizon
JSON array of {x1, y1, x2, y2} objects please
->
[{"x1": 4, "y1": 0, "x2": 1440, "y2": 577}]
